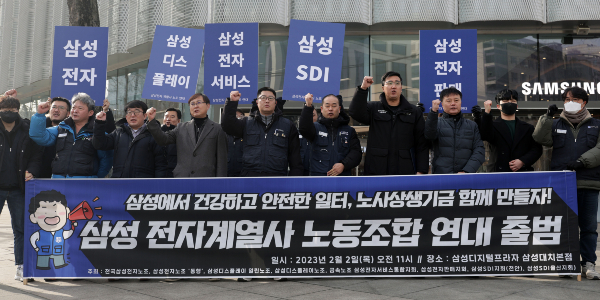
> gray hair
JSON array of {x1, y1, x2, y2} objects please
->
[{"x1": 71, "y1": 93, "x2": 95, "y2": 111}]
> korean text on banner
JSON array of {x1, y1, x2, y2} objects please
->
[
  {"x1": 420, "y1": 30, "x2": 477, "y2": 112},
  {"x1": 283, "y1": 20, "x2": 345, "y2": 103},
  {"x1": 142, "y1": 25, "x2": 205, "y2": 103},
  {"x1": 24, "y1": 172, "x2": 579, "y2": 279},
  {"x1": 50, "y1": 26, "x2": 109, "y2": 106},
  {"x1": 204, "y1": 23, "x2": 258, "y2": 104}
]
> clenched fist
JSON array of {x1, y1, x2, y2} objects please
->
[
  {"x1": 484, "y1": 100, "x2": 493, "y2": 114},
  {"x1": 146, "y1": 107, "x2": 157, "y2": 121},
  {"x1": 230, "y1": 91, "x2": 241, "y2": 102},
  {"x1": 305, "y1": 93, "x2": 314, "y2": 107},
  {"x1": 37, "y1": 97, "x2": 52, "y2": 115},
  {"x1": 431, "y1": 99, "x2": 441, "y2": 112},
  {"x1": 102, "y1": 99, "x2": 110, "y2": 112},
  {"x1": 360, "y1": 76, "x2": 374, "y2": 90},
  {"x1": 4, "y1": 89, "x2": 17, "y2": 97},
  {"x1": 96, "y1": 111, "x2": 106, "y2": 121}
]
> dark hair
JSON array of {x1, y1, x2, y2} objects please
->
[
  {"x1": 188, "y1": 93, "x2": 210, "y2": 104},
  {"x1": 51, "y1": 97, "x2": 71, "y2": 111},
  {"x1": 562, "y1": 87, "x2": 589, "y2": 103},
  {"x1": 381, "y1": 71, "x2": 403, "y2": 86},
  {"x1": 166, "y1": 108, "x2": 182, "y2": 119},
  {"x1": 257, "y1": 87, "x2": 277, "y2": 98},
  {"x1": 28, "y1": 190, "x2": 68, "y2": 214},
  {"x1": 322, "y1": 94, "x2": 343, "y2": 106},
  {"x1": 495, "y1": 89, "x2": 519, "y2": 104},
  {"x1": 0, "y1": 96, "x2": 20, "y2": 110},
  {"x1": 235, "y1": 109, "x2": 244, "y2": 115},
  {"x1": 124, "y1": 100, "x2": 148, "y2": 114},
  {"x1": 440, "y1": 87, "x2": 462, "y2": 100}
]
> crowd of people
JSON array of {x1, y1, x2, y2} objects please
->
[{"x1": 0, "y1": 70, "x2": 598, "y2": 282}]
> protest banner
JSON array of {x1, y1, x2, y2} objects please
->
[
  {"x1": 50, "y1": 26, "x2": 109, "y2": 106},
  {"x1": 204, "y1": 23, "x2": 259, "y2": 104},
  {"x1": 24, "y1": 172, "x2": 579, "y2": 278},
  {"x1": 142, "y1": 25, "x2": 205, "y2": 103},
  {"x1": 283, "y1": 19, "x2": 345, "y2": 103},
  {"x1": 420, "y1": 29, "x2": 477, "y2": 112}
]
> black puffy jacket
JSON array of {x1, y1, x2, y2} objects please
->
[
  {"x1": 93, "y1": 118, "x2": 167, "y2": 178},
  {"x1": 0, "y1": 117, "x2": 42, "y2": 190}
]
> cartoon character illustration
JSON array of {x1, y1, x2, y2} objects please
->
[{"x1": 29, "y1": 190, "x2": 76, "y2": 270}]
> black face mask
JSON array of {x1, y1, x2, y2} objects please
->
[
  {"x1": 0, "y1": 111, "x2": 19, "y2": 123},
  {"x1": 500, "y1": 103, "x2": 518, "y2": 115}
]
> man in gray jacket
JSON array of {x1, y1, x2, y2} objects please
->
[
  {"x1": 146, "y1": 93, "x2": 228, "y2": 177},
  {"x1": 425, "y1": 87, "x2": 485, "y2": 174}
]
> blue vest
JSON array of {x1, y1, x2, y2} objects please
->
[
  {"x1": 37, "y1": 229, "x2": 64, "y2": 256},
  {"x1": 242, "y1": 116, "x2": 292, "y2": 175},
  {"x1": 310, "y1": 122, "x2": 352, "y2": 176},
  {"x1": 551, "y1": 117, "x2": 600, "y2": 181}
]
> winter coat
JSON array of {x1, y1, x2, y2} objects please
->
[{"x1": 0, "y1": 117, "x2": 42, "y2": 190}]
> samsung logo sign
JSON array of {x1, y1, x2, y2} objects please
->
[{"x1": 522, "y1": 82, "x2": 598, "y2": 95}]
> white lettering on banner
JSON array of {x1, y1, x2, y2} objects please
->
[
  {"x1": 167, "y1": 35, "x2": 191, "y2": 48},
  {"x1": 82, "y1": 40, "x2": 98, "y2": 58},
  {"x1": 79, "y1": 68, "x2": 97, "y2": 86},
  {"x1": 211, "y1": 75, "x2": 251, "y2": 90},
  {"x1": 80, "y1": 220, "x2": 140, "y2": 249},
  {"x1": 219, "y1": 32, "x2": 231, "y2": 46},
  {"x1": 64, "y1": 40, "x2": 81, "y2": 57},
  {"x1": 431, "y1": 217, "x2": 492, "y2": 247},
  {"x1": 218, "y1": 53, "x2": 244, "y2": 68},
  {"x1": 62, "y1": 68, "x2": 78, "y2": 85},
  {"x1": 501, "y1": 216, "x2": 562, "y2": 246},
  {"x1": 522, "y1": 81, "x2": 600, "y2": 95},
  {"x1": 296, "y1": 65, "x2": 329, "y2": 82},
  {"x1": 299, "y1": 35, "x2": 333, "y2": 55},
  {"x1": 434, "y1": 39, "x2": 462, "y2": 54},
  {"x1": 434, "y1": 61, "x2": 462, "y2": 75},
  {"x1": 163, "y1": 54, "x2": 188, "y2": 67},
  {"x1": 434, "y1": 83, "x2": 462, "y2": 97}
]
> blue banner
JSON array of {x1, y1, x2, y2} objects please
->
[
  {"x1": 204, "y1": 23, "x2": 258, "y2": 104},
  {"x1": 283, "y1": 19, "x2": 345, "y2": 103},
  {"x1": 50, "y1": 26, "x2": 109, "y2": 106},
  {"x1": 24, "y1": 172, "x2": 579, "y2": 279},
  {"x1": 142, "y1": 25, "x2": 205, "y2": 103},
  {"x1": 420, "y1": 29, "x2": 477, "y2": 112}
]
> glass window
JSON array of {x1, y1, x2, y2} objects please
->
[{"x1": 539, "y1": 35, "x2": 600, "y2": 102}]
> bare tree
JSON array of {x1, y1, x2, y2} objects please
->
[{"x1": 67, "y1": 0, "x2": 100, "y2": 27}]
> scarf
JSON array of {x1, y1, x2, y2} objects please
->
[{"x1": 561, "y1": 108, "x2": 590, "y2": 126}]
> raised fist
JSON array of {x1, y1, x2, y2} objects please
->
[
  {"x1": 4, "y1": 89, "x2": 17, "y2": 97},
  {"x1": 37, "y1": 97, "x2": 52, "y2": 115},
  {"x1": 230, "y1": 91, "x2": 241, "y2": 102},
  {"x1": 547, "y1": 104, "x2": 558, "y2": 117},
  {"x1": 305, "y1": 93, "x2": 314, "y2": 107},
  {"x1": 483, "y1": 100, "x2": 493, "y2": 114},
  {"x1": 471, "y1": 105, "x2": 482, "y2": 118},
  {"x1": 416, "y1": 102, "x2": 425, "y2": 113},
  {"x1": 96, "y1": 111, "x2": 106, "y2": 121},
  {"x1": 146, "y1": 107, "x2": 157, "y2": 121},
  {"x1": 360, "y1": 76, "x2": 374, "y2": 90},
  {"x1": 431, "y1": 99, "x2": 441, "y2": 112},
  {"x1": 102, "y1": 99, "x2": 110, "y2": 112}
]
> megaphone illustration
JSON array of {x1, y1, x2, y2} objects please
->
[{"x1": 68, "y1": 200, "x2": 94, "y2": 230}]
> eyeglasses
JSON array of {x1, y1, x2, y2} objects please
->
[
  {"x1": 564, "y1": 98, "x2": 584, "y2": 103},
  {"x1": 0, "y1": 108, "x2": 18, "y2": 113},
  {"x1": 125, "y1": 110, "x2": 143, "y2": 116},
  {"x1": 384, "y1": 81, "x2": 402, "y2": 86},
  {"x1": 51, "y1": 105, "x2": 68, "y2": 111},
  {"x1": 189, "y1": 101, "x2": 207, "y2": 106},
  {"x1": 258, "y1": 95, "x2": 276, "y2": 101}
]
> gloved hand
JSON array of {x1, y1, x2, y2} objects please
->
[
  {"x1": 471, "y1": 105, "x2": 482, "y2": 119},
  {"x1": 416, "y1": 103, "x2": 425, "y2": 113},
  {"x1": 547, "y1": 104, "x2": 558, "y2": 117},
  {"x1": 566, "y1": 160, "x2": 584, "y2": 170}
]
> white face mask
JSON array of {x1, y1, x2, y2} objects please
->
[{"x1": 564, "y1": 101, "x2": 582, "y2": 113}]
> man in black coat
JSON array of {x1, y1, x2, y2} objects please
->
[
  {"x1": 161, "y1": 108, "x2": 181, "y2": 177},
  {"x1": 227, "y1": 109, "x2": 245, "y2": 177},
  {"x1": 299, "y1": 93, "x2": 362, "y2": 176},
  {"x1": 0, "y1": 92, "x2": 42, "y2": 281},
  {"x1": 349, "y1": 72, "x2": 428, "y2": 175},
  {"x1": 93, "y1": 100, "x2": 167, "y2": 178},
  {"x1": 222, "y1": 87, "x2": 303, "y2": 177},
  {"x1": 473, "y1": 89, "x2": 542, "y2": 172}
]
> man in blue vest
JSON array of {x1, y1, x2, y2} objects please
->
[
  {"x1": 533, "y1": 86, "x2": 600, "y2": 280},
  {"x1": 299, "y1": 93, "x2": 362, "y2": 176},
  {"x1": 28, "y1": 190, "x2": 76, "y2": 270},
  {"x1": 222, "y1": 87, "x2": 303, "y2": 177}
]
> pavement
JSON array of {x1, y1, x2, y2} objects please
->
[{"x1": 0, "y1": 204, "x2": 599, "y2": 300}]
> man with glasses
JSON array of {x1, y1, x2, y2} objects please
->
[
  {"x1": 30, "y1": 93, "x2": 112, "y2": 178},
  {"x1": 533, "y1": 86, "x2": 600, "y2": 280},
  {"x1": 222, "y1": 87, "x2": 303, "y2": 177},
  {"x1": 473, "y1": 90, "x2": 542, "y2": 173},
  {"x1": 146, "y1": 93, "x2": 227, "y2": 177},
  {"x1": 349, "y1": 72, "x2": 428, "y2": 175},
  {"x1": 0, "y1": 90, "x2": 42, "y2": 281},
  {"x1": 92, "y1": 100, "x2": 167, "y2": 178}
]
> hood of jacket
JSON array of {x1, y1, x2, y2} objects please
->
[{"x1": 379, "y1": 92, "x2": 412, "y2": 113}]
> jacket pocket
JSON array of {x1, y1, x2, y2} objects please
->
[
  {"x1": 552, "y1": 132, "x2": 566, "y2": 149},
  {"x1": 368, "y1": 147, "x2": 388, "y2": 174},
  {"x1": 373, "y1": 112, "x2": 392, "y2": 122},
  {"x1": 398, "y1": 149, "x2": 415, "y2": 174},
  {"x1": 587, "y1": 129, "x2": 599, "y2": 148},
  {"x1": 245, "y1": 133, "x2": 260, "y2": 146},
  {"x1": 272, "y1": 135, "x2": 288, "y2": 148}
]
